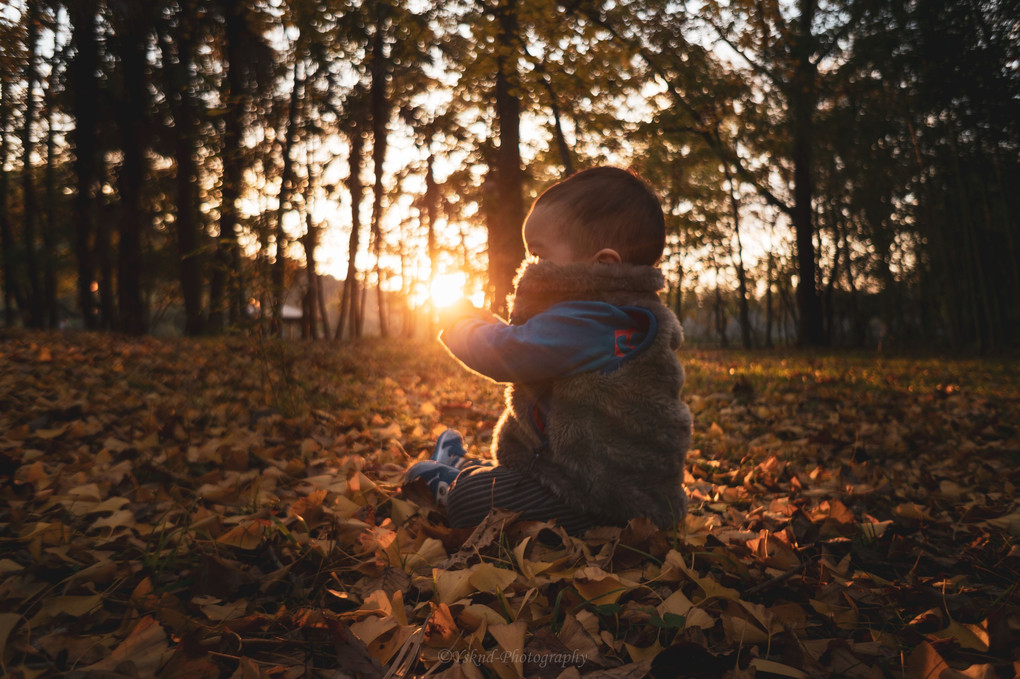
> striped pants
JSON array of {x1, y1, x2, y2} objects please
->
[{"x1": 446, "y1": 463, "x2": 595, "y2": 535}]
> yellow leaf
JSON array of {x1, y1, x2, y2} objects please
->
[
  {"x1": 83, "y1": 616, "x2": 171, "y2": 677},
  {"x1": 657, "y1": 590, "x2": 694, "y2": 617},
  {"x1": 199, "y1": 599, "x2": 248, "y2": 622},
  {"x1": 0, "y1": 613, "x2": 23, "y2": 662},
  {"x1": 708, "y1": 422, "x2": 725, "y2": 438},
  {"x1": 216, "y1": 521, "x2": 265, "y2": 550},
  {"x1": 433, "y1": 567, "x2": 474, "y2": 605},
  {"x1": 858, "y1": 520, "x2": 893, "y2": 540},
  {"x1": 894, "y1": 503, "x2": 932, "y2": 521},
  {"x1": 90, "y1": 509, "x2": 135, "y2": 532},
  {"x1": 389, "y1": 497, "x2": 419, "y2": 526},
  {"x1": 625, "y1": 640, "x2": 662, "y2": 662},
  {"x1": 67, "y1": 483, "x2": 102, "y2": 502},
  {"x1": 349, "y1": 471, "x2": 378, "y2": 495},
  {"x1": 0, "y1": 559, "x2": 24, "y2": 575},
  {"x1": 489, "y1": 621, "x2": 526, "y2": 676},
  {"x1": 662, "y1": 550, "x2": 740, "y2": 602},
  {"x1": 685, "y1": 607, "x2": 716, "y2": 630},
  {"x1": 931, "y1": 620, "x2": 989, "y2": 652},
  {"x1": 288, "y1": 489, "x2": 327, "y2": 522},
  {"x1": 469, "y1": 562, "x2": 518, "y2": 594},
  {"x1": 369, "y1": 623, "x2": 415, "y2": 666},
  {"x1": 31, "y1": 594, "x2": 102, "y2": 624},
  {"x1": 749, "y1": 659, "x2": 810, "y2": 678},
  {"x1": 324, "y1": 495, "x2": 362, "y2": 520},
  {"x1": 985, "y1": 510, "x2": 1020, "y2": 535},
  {"x1": 390, "y1": 590, "x2": 408, "y2": 626},
  {"x1": 88, "y1": 496, "x2": 131, "y2": 515},
  {"x1": 905, "y1": 640, "x2": 950, "y2": 679},
  {"x1": 350, "y1": 615, "x2": 398, "y2": 646},
  {"x1": 573, "y1": 566, "x2": 638, "y2": 606},
  {"x1": 33, "y1": 425, "x2": 68, "y2": 439},
  {"x1": 461, "y1": 603, "x2": 508, "y2": 627},
  {"x1": 722, "y1": 613, "x2": 770, "y2": 644},
  {"x1": 360, "y1": 590, "x2": 393, "y2": 616}
]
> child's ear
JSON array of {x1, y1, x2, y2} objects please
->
[{"x1": 593, "y1": 248, "x2": 622, "y2": 264}]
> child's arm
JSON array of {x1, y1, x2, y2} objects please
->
[{"x1": 440, "y1": 301, "x2": 654, "y2": 384}]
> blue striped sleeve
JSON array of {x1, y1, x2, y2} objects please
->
[{"x1": 440, "y1": 301, "x2": 654, "y2": 384}]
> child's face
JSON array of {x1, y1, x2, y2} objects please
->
[{"x1": 523, "y1": 204, "x2": 580, "y2": 266}]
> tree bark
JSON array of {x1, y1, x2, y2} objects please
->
[
  {"x1": 301, "y1": 214, "x2": 319, "y2": 339},
  {"x1": 336, "y1": 124, "x2": 366, "y2": 340},
  {"x1": 68, "y1": 0, "x2": 100, "y2": 329},
  {"x1": 489, "y1": 0, "x2": 526, "y2": 315},
  {"x1": 369, "y1": 0, "x2": 390, "y2": 338},
  {"x1": 209, "y1": 0, "x2": 246, "y2": 332},
  {"x1": 424, "y1": 146, "x2": 438, "y2": 336},
  {"x1": 21, "y1": 0, "x2": 43, "y2": 328},
  {"x1": 0, "y1": 76, "x2": 24, "y2": 325},
  {"x1": 111, "y1": 3, "x2": 151, "y2": 335},
  {"x1": 712, "y1": 257, "x2": 728, "y2": 348},
  {"x1": 724, "y1": 162, "x2": 753, "y2": 349},
  {"x1": 274, "y1": 58, "x2": 302, "y2": 334},
  {"x1": 764, "y1": 251, "x2": 774, "y2": 349},
  {"x1": 43, "y1": 40, "x2": 59, "y2": 328},
  {"x1": 165, "y1": 0, "x2": 204, "y2": 335},
  {"x1": 95, "y1": 167, "x2": 117, "y2": 329},
  {"x1": 789, "y1": 0, "x2": 825, "y2": 346}
]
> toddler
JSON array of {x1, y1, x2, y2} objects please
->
[{"x1": 405, "y1": 167, "x2": 692, "y2": 533}]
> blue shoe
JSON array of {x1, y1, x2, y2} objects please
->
[
  {"x1": 404, "y1": 460, "x2": 461, "y2": 507},
  {"x1": 433, "y1": 430, "x2": 467, "y2": 467}
]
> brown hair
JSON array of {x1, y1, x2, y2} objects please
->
[{"x1": 531, "y1": 166, "x2": 666, "y2": 265}]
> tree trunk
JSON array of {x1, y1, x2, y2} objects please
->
[
  {"x1": 672, "y1": 262, "x2": 684, "y2": 323},
  {"x1": 789, "y1": 0, "x2": 825, "y2": 347},
  {"x1": 336, "y1": 125, "x2": 365, "y2": 340},
  {"x1": 209, "y1": 0, "x2": 246, "y2": 332},
  {"x1": 69, "y1": 0, "x2": 100, "y2": 329},
  {"x1": 166, "y1": 0, "x2": 204, "y2": 335},
  {"x1": 0, "y1": 77, "x2": 24, "y2": 325},
  {"x1": 21, "y1": 0, "x2": 43, "y2": 328},
  {"x1": 369, "y1": 1, "x2": 390, "y2": 338},
  {"x1": 424, "y1": 147, "x2": 438, "y2": 335},
  {"x1": 274, "y1": 58, "x2": 302, "y2": 334},
  {"x1": 302, "y1": 216, "x2": 319, "y2": 340},
  {"x1": 111, "y1": 4, "x2": 151, "y2": 335},
  {"x1": 316, "y1": 266, "x2": 329, "y2": 341},
  {"x1": 823, "y1": 218, "x2": 842, "y2": 345},
  {"x1": 95, "y1": 171, "x2": 117, "y2": 329},
  {"x1": 713, "y1": 258, "x2": 728, "y2": 348},
  {"x1": 535, "y1": 65, "x2": 573, "y2": 176},
  {"x1": 724, "y1": 163, "x2": 753, "y2": 349},
  {"x1": 764, "y1": 251, "x2": 774, "y2": 349},
  {"x1": 489, "y1": 0, "x2": 526, "y2": 315},
  {"x1": 43, "y1": 46, "x2": 59, "y2": 328}
]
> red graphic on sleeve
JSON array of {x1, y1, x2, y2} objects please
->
[{"x1": 614, "y1": 329, "x2": 636, "y2": 357}]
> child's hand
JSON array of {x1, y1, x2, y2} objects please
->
[{"x1": 437, "y1": 299, "x2": 496, "y2": 332}]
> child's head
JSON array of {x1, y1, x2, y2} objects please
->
[{"x1": 523, "y1": 166, "x2": 666, "y2": 266}]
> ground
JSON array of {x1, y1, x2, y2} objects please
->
[{"x1": 0, "y1": 329, "x2": 1017, "y2": 678}]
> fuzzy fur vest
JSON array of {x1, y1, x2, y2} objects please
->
[{"x1": 492, "y1": 260, "x2": 693, "y2": 528}]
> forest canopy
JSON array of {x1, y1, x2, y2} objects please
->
[{"x1": 0, "y1": 0, "x2": 1017, "y2": 350}]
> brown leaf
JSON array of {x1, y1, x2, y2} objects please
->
[{"x1": 83, "y1": 616, "x2": 172, "y2": 676}]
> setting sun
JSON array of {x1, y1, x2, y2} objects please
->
[
  {"x1": 428, "y1": 271, "x2": 487, "y2": 310},
  {"x1": 429, "y1": 272, "x2": 468, "y2": 308}
]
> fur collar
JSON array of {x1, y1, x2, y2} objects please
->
[{"x1": 509, "y1": 259, "x2": 666, "y2": 324}]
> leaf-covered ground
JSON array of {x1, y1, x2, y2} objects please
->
[{"x1": 1, "y1": 329, "x2": 1018, "y2": 679}]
